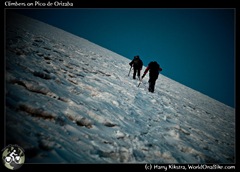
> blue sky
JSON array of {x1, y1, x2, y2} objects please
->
[{"x1": 13, "y1": 8, "x2": 235, "y2": 108}]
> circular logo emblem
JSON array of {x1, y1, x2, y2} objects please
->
[{"x1": 2, "y1": 144, "x2": 25, "y2": 170}]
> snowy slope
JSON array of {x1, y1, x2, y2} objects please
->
[{"x1": 5, "y1": 11, "x2": 235, "y2": 164}]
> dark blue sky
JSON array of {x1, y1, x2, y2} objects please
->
[{"x1": 13, "y1": 8, "x2": 235, "y2": 108}]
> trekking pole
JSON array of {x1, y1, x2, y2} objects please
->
[
  {"x1": 137, "y1": 79, "x2": 142, "y2": 87},
  {"x1": 128, "y1": 66, "x2": 132, "y2": 76},
  {"x1": 137, "y1": 73, "x2": 146, "y2": 87}
]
